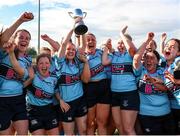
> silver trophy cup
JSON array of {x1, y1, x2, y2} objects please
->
[{"x1": 68, "y1": 8, "x2": 88, "y2": 35}]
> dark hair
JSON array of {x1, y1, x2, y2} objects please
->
[
  {"x1": 166, "y1": 38, "x2": 180, "y2": 52},
  {"x1": 153, "y1": 50, "x2": 160, "y2": 61},
  {"x1": 145, "y1": 50, "x2": 160, "y2": 62},
  {"x1": 13, "y1": 29, "x2": 31, "y2": 59},
  {"x1": 172, "y1": 38, "x2": 180, "y2": 51},
  {"x1": 36, "y1": 53, "x2": 51, "y2": 65},
  {"x1": 14, "y1": 29, "x2": 31, "y2": 40}
]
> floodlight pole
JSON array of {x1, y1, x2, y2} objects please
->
[{"x1": 38, "y1": 0, "x2": 40, "y2": 54}]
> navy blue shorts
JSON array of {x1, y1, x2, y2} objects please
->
[
  {"x1": 111, "y1": 90, "x2": 139, "y2": 111},
  {"x1": 0, "y1": 95, "x2": 28, "y2": 131},
  {"x1": 83, "y1": 79, "x2": 111, "y2": 108},
  {"x1": 138, "y1": 113, "x2": 175, "y2": 135},
  {"x1": 53, "y1": 104, "x2": 60, "y2": 121},
  {"x1": 27, "y1": 104, "x2": 58, "y2": 133},
  {"x1": 58, "y1": 96, "x2": 87, "y2": 122},
  {"x1": 171, "y1": 108, "x2": 180, "y2": 134}
]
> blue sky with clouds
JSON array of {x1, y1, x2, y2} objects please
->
[{"x1": 0, "y1": 0, "x2": 180, "y2": 51}]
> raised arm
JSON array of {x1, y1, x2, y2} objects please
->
[
  {"x1": 41, "y1": 34, "x2": 60, "y2": 52},
  {"x1": 0, "y1": 12, "x2": 34, "y2": 47},
  {"x1": 4, "y1": 42, "x2": 25, "y2": 77},
  {"x1": 102, "y1": 45, "x2": 111, "y2": 66},
  {"x1": 102, "y1": 38, "x2": 114, "y2": 65},
  {"x1": 75, "y1": 17, "x2": 87, "y2": 53},
  {"x1": 58, "y1": 28, "x2": 73, "y2": 58},
  {"x1": 58, "y1": 17, "x2": 83, "y2": 58},
  {"x1": 79, "y1": 34, "x2": 87, "y2": 53},
  {"x1": 120, "y1": 26, "x2": 137, "y2": 57},
  {"x1": 106, "y1": 38, "x2": 115, "y2": 53},
  {"x1": 160, "y1": 33, "x2": 167, "y2": 55},
  {"x1": 23, "y1": 66, "x2": 34, "y2": 88},
  {"x1": 133, "y1": 32, "x2": 154, "y2": 70},
  {"x1": 79, "y1": 54, "x2": 90, "y2": 83}
]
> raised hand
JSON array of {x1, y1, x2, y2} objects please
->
[
  {"x1": 78, "y1": 51, "x2": 87, "y2": 63},
  {"x1": 74, "y1": 17, "x2": 82, "y2": 23},
  {"x1": 78, "y1": 48, "x2": 84, "y2": 55},
  {"x1": 3, "y1": 42, "x2": 16, "y2": 53},
  {"x1": 103, "y1": 46, "x2": 109, "y2": 53},
  {"x1": 105, "y1": 38, "x2": 112, "y2": 50},
  {"x1": 79, "y1": 54, "x2": 88, "y2": 63},
  {"x1": 28, "y1": 66, "x2": 35, "y2": 79},
  {"x1": 41, "y1": 34, "x2": 50, "y2": 41},
  {"x1": 161, "y1": 33, "x2": 167, "y2": 42},
  {"x1": 77, "y1": 48, "x2": 87, "y2": 63},
  {"x1": 73, "y1": 17, "x2": 82, "y2": 29},
  {"x1": 0, "y1": 12, "x2": 34, "y2": 47},
  {"x1": 147, "y1": 32, "x2": 154, "y2": 41},
  {"x1": 19, "y1": 12, "x2": 34, "y2": 23},
  {"x1": 121, "y1": 25, "x2": 128, "y2": 34}
]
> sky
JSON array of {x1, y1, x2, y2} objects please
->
[{"x1": 0, "y1": 0, "x2": 180, "y2": 52}]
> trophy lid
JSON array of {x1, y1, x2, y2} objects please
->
[{"x1": 73, "y1": 8, "x2": 83, "y2": 18}]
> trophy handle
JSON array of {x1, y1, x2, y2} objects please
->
[
  {"x1": 83, "y1": 12, "x2": 87, "y2": 18},
  {"x1": 68, "y1": 12, "x2": 74, "y2": 18}
]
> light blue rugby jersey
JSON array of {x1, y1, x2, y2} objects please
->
[
  {"x1": 86, "y1": 49, "x2": 107, "y2": 81},
  {"x1": 164, "y1": 56, "x2": 180, "y2": 109},
  {"x1": 105, "y1": 65, "x2": 111, "y2": 79},
  {"x1": 26, "y1": 71, "x2": 58, "y2": 106},
  {"x1": 0, "y1": 49, "x2": 31, "y2": 96},
  {"x1": 159, "y1": 55, "x2": 167, "y2": 68},
  {"x1": 110, "y1": 51, "x2": 137, "y2": 92},
  {"x1": 135, "y1": 65, "x2": 170, "y2": 116},
  {"x1": 49, "y1": 55, "x2": 59, "y2": 74},
  {"x1": 104, "y1": 53, "x2": 113, "y2": 79},
  {"x1": 0, "y1": 49, "x2": 5, "y2": 86},
  {"x1": 50, "y1": 55, "x2": 60, "y2": 105},
  {"x1": 55, "y1": 56, "x2": 84, "y2": 102}
]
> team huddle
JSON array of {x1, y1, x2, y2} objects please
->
[{"x1": 0, "y1": 12, "x2": 180, "y2": 135}]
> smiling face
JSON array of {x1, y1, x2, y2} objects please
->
[
  {"x1": 86, "y1": 33, "x2": 96, "y2": 53},
  {"x1": 144, "y1": 51, "x2": 159, "y2": 73},
  {"x1": 65, "y1": 42, "x2": 76, "y2": 60},
  {"x1": 163, "y1": 39, "x2": 180, "y2": 62},
  {"x1": 37, "y1": 55, "x2": 51, "y2": 77},
  {"x1": 14, "y1": 30, "x2": 31, "y2": 53}
]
